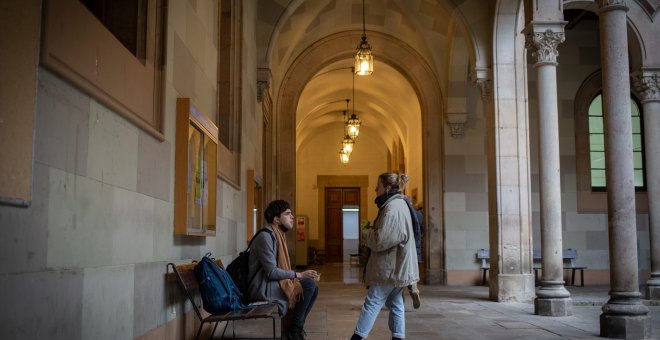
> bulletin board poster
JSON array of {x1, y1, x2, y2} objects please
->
[{"x1": 296, "y1": 216, "x2": 306, "y2": 242}]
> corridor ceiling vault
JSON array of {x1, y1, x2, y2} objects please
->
[{"x1": 258, "y1": 0, "x2": 490, "y2": 180}]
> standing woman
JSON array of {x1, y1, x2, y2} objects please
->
[{"x1": 350, "y1": 172, "x2": 419, "y2": 340}]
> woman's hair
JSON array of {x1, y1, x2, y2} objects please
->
[
  {"x1": 378, "y1": 172, "x2": 410, "y2": 191},
  {"x1": 264, "y1": 200, "x2": 291, "y2": 223}
]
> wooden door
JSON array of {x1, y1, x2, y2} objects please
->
[
  {"x1": 325, "y1": 187, "x2": 360, "y2": 263},
  {"x1": 325, "y1": 189, "x2": 343, "y2": 263}
]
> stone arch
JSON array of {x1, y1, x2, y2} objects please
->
[
  {"x1": 275, "y1": 30, "x2": 447, "y2": 284},
  {"x1": 563, "y1": 0, "x2": 645, "y2": 70}
]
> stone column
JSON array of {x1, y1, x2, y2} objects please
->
[
  {"x1": 598, "y1": 1, "x2": 651, "y2": 338},
  {"x1": 633, "y1": 70, "x2": 660, "y2": 301},
  {"x1": 525, "y1": 25, "x2": 572, "y2": 316}
]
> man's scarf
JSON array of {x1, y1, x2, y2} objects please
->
[{"x1": 272, "y1": 225, "x2": 303, "y2": 309}]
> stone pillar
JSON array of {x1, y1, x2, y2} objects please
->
[
  {"x1": 598, "y1": 1, "x2": 651, "y2": 338},
  {"x1": 525, "y1": 24, "x2": 572, "y2": 316},
  {"x1": 632, "y1": 70, "x2": 660, "y2": 301},
  {"x1": 486, "y1": 29, "x2": 536, "y2": 301}
]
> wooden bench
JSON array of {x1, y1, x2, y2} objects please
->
[
  {"x1": 167, "y1": 260, "x2": 279, "y2": 339},
  {"x1": 476, "y1": 249, "x2": 490, "y2": 285},
  {"x1": 533, "y1": 249, "x2": 587, "y2": 287},
  {"x1": 476, "y1": 248, "x2": 587, "y2": 286}
]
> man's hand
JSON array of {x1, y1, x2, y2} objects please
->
[{"x1": 296, "y1": 270, "x2": 319, "y2": 280}]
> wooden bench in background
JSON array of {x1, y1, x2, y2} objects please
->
[
  {"x1": 476, "y1": 248, "x2": 587, "y2": 286},
  {"x1": 533, "y1": 249, "x2": 587, "y2": 287},
  {"x1": 167, "y1": 259, "x2": 279, "y2": 339},
  {"x1": 476, "y1": 249, "x2": 490, "y2": 285}
]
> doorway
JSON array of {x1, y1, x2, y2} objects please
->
[{"x1": 324, "y1": 187, "x2": 360, "y2": 263}]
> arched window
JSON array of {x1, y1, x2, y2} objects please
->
[
  {"x1": 574, "y1": 71, "x2": 648, "y2": 213},
  {"x1": 587, "y1": 93, "x2": 645, "y2": 191}
]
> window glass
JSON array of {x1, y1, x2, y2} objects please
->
[
  {"x1": 588, "y1": 94, "x2": 645, "y2": 190},
  {"x1": 591, "y1": 170, "x2": 606, "y2": 188},
  {"x1": 80, "y1": 0, "x2": 147, "y2": 59},
  {"x1": 589, "y1": 134, "x2": 604, "y2": 151}
]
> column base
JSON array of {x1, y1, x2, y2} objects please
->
[
  {"x1": 646, "y1": 275, "x2": 660, "y2": 300},
  {"x1": 600, "y1": 314, "x2": 651, "y2": 339},
  {"x1": 490, "y1": 273, "x2": 535, "y2": 302},
  {"x1": 647, "y1": 284, "x2": 660, "y2": 301},
  {"x1": 425, "y1": 268, "x2": 446, "y2": 285},
  {"x1": 600, "y1": 291, "x2": 650, "y2": 339},
  {"x1": 535, "y1": 297, "x2": 572, "y2": 316}
]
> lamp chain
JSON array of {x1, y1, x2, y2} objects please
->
[
  {"x1": 362, "y1": 0, "x2": 366, "y2": 36},
  {"x1": 352, "y1": 68, "x2": 356, "y2": 115}
]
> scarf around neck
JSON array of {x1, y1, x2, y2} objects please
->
[
  {"x1": 271, "y1": 224, "x2": 303, "y2": 309},
  {"x1": 375, "y1": 188, "x2": 401, "y2": 208}
]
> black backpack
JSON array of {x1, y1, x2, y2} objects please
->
[{"x1": 226, "y1": 228, "x2": 274, "y2": 304}]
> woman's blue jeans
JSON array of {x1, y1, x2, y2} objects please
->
[{"x1": 354, "y1": 285, "x2": 405, "y2": 338}]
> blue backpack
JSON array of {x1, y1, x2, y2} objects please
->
[{"x1": 194, "y1": 253, "x2": 244, "y2": 313}]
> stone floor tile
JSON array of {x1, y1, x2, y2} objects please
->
[{"x1": 218, "y1": 264, "x2": 660, "y2": 339}]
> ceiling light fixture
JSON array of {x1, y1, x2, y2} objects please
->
[
  {"x1": 355, "y1": 0, "x2": 373, "y2": 76},
  {"x1": 339, "y1": 148, "x2": 350, "y2": 164},
  {"x1": 341, "y1": 108, "x2": 355, "y2": 154},
  {"x1": 346, "y1": 75, "x2": 361, "y2": 139}
]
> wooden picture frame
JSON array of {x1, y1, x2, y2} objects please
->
[{"x1": 174, "y1": 98, "x2": 218, "y2": 236}]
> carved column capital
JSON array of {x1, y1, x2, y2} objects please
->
[
  {"x1": 448, "y1": 123, "x2": 465, "y2": 137},
  {"x1": 597, "y1": 0, "x2": 628, "y2": 12},
  {"x1": 446, "y1": 112, "x2": 468, "y2": 138},
  {"x1": 257, "y1": 68, "x2": 272, "y2": 103},
  {"x1": 525, "y1": 30, "x2": 565, "y2": 65},
  {"x1": 473, "y1": 67, "x2": 492, "y2": 102},
  {"x1": 632, "y1": 70, "x2": 660, "y2": 103},
  {"x1": 597, "y1": 0, "x2": 627, "y2": 7}
]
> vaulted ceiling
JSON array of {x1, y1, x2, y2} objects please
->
[{"x1": 254, "y1": 0, "x2": 496, "y2": 172}]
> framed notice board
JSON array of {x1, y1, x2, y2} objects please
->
[{"x1": 174, "y1": 98, "x2": 218, "y2": 236}]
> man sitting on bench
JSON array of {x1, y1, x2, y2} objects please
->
[{"x1": 248, "y1": 200, "x2": 320, "y2": 340}]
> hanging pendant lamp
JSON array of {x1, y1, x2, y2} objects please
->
[
  {"x1": 355, "y1": 0, "x2": 373, "y2": 75},
  {"x1": 339, "y1": 148, "x2": 350, "y2": 164},
  {"x1": 346, "y1": 77, "x2": 361, "y2": 139},
  {"x1": 341, "y1": 108, "x2": 355, "y2": 154},
  {"x1": 342, "y1": 134, "x2": 355, "y2": 154}
]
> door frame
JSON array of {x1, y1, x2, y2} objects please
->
[{"x1": 317, "y1": 175, "x2": 370, "y2": 258}]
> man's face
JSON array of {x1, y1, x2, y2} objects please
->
[{"x1": 274, "y1": 209, "x2": 295, "y2": 230}]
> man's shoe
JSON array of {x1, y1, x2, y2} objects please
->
[
  {"x1": 409, "y1": 284, "x2": 421, "y2": 309},
  {"x1": 282, "y1": 326, "x2": 305, "y2": 340}
]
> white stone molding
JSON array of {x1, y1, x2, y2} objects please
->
[
  {"x1": 257, "y1": 68, "x2": 272, "y2": 102},
  {"x1": 473, "y1": 67, "x2": 492, "y2": 102},
  {"x1": 632, "y1": 70, "x2": 660, "y2": 103},
  {"x1": 525, "y1": 30, "x2": 565, "y2": 65}
]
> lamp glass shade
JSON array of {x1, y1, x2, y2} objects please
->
[
  {"x1": 341, "y1": 136, "x2": 354, "y2": 154},
  {"x1": 339, "y1": 149, "x2": 350, "y2": 164},
  {"x1": 355, "y1": 39, "x2": 373, "y2": 76},
  {"x1": 346, "y1": 114, "x2": 361, "y2": 139}
]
